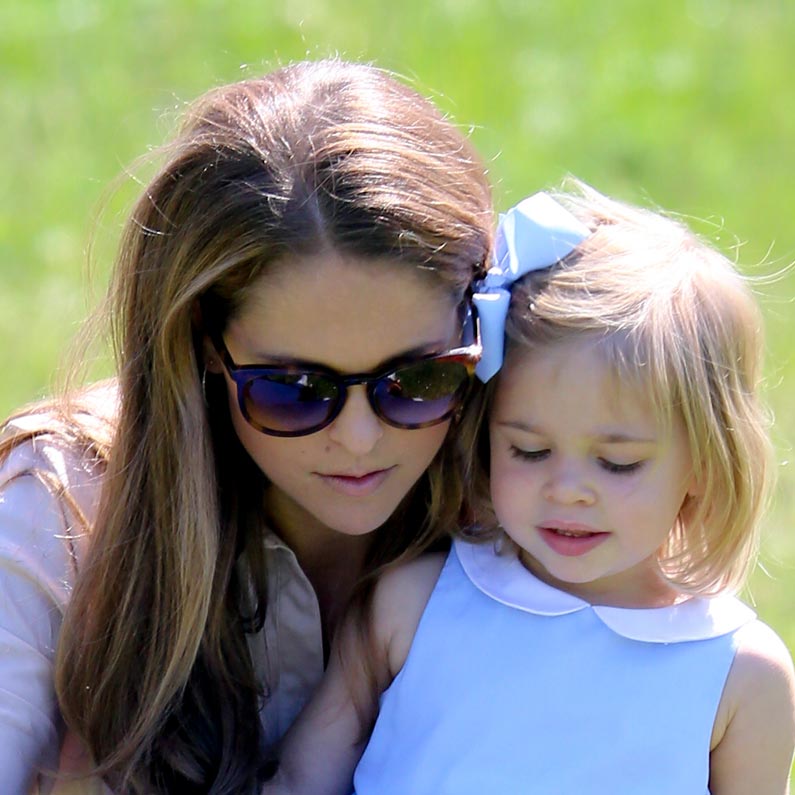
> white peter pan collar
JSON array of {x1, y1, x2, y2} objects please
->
[{"x1": 454, "y1": 537, "x2": 755, "y2": 644}]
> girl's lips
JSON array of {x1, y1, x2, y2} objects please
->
[
  {"x1": 316, "y1": 467, "x2": 394, "y2": 497},
  {"x1": 536, "y1": 524, "x2": 609, "y2": 557}
]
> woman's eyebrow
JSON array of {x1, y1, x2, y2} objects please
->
[{"x1": 245, "y1": 339, "x2": 453, "y2": 370}]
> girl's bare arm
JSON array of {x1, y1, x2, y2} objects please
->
[
  {"x1": 264, "y1": 553, "x2": 447, "y2": 795},
  {"x1": 709, "y1": 622, "x2": 795, "y2": 795}
]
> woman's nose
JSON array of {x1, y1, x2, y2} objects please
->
[{"x1": 326, "y1": 386, "x2": 384, "y2": 455}]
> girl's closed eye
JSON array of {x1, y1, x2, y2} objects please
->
[
  {"x1": 509, "y1": 445, "x2": 550, "y2": 462},
  {"x1": 508, "y1": 444, "x2": 645, "y2": 473},
  {"x1": 598, "y1": 457, "x2": 645, "y2": 475}
]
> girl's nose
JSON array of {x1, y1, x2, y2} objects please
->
[{"x1": 542, "y1": 460, "x2": 596, "y2": 506}]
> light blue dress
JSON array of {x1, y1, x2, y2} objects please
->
[{"x1": 352, "y1": 538, "x2": 757, "y2": 795}]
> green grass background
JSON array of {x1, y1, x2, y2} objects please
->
[{"x1": 2, "y1": 0, "x2": 793, "y2": 691}]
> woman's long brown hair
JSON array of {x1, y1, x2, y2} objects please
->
[{"x1": 45, "y1": 59, "x2": 492, "y2": 793}]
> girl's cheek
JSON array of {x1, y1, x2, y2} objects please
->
[{"x1": 490, "y1": 447, "x2": 517, "y2": 483}]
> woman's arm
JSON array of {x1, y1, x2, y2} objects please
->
[
  {"x1": 709, "y1": 621, "x2": 795, "y2": 794},
  {"x1": 265, "y1": 553, "x2": 447, "y2": 795},
  {"x1": 0, "y1": 468, "x2": 77, "y2": 793}
]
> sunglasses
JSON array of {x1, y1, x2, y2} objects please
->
[{"x1": 210, "y1": 311, "x2": 481, "y2": 437}]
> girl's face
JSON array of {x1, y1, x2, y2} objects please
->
[
  {"x1": 488, "y1": 338, "x2": 696, "y2": 608},
  {"x1": 211, "y1": 250, "x2": 461, "y2": 540}
]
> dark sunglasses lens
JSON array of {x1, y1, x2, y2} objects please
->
[
  {"x1": 242, "y1": 373, "x2": 339, "y2": 433},
  {"x1": 373, "y1": 359, "x2": 470, "y2": 427}
]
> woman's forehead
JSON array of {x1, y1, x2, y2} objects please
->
[{"x1": 225, "y1": 251, "x2": 461, "y2": 370}]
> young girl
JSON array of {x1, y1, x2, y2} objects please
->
[
  {"x1": 0, "y1": 59, "x2": 492, "y2": 794},
  {"x1": 268, "y1": 184, "x2": 795, "y2": 794}
]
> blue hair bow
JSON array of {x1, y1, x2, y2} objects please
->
[{"x1": 473, "y1": 192, "x2": 591, "y2": 382}]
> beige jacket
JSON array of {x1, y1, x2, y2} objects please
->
[{"x1": 0, "y1": 430, "x2": 324, "y2": 794}]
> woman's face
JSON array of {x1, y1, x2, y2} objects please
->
[{"x1": 210, "y1": 250, "x2": 462, "y2": 539}]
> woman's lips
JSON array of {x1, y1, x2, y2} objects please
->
[
  {"x1": 316, "y1": 467, "x2": 394, "y2": 497},
  {"x1": 536, "y1": 523, "x2": 609, "y2": 557}
]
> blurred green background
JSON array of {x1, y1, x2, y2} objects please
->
[{"x1": 1, "y1": 0, "x2": 793, "y2": 661}]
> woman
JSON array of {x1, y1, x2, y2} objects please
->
[{"x1": 0, "y1": 59, "x2": 492, "y2": 794}]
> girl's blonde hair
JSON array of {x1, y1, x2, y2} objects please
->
[
  {"x1": 468, "y1": 180, "x2": 772, "y2": 596},
  {"x1": 2, "y1": 59, "x2": 491, "y2": 794}
]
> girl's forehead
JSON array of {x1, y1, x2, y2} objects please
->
[{"x1": 496, "y1": 337, "x2": 661, "y2": 424}]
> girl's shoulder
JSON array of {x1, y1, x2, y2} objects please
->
[
  {"x1": 722, "y1": 618, "x2": 795, "y2": 716},
  {"x1": 709, "y1": 618, "x2": 795, "y2": 792},
  {"x1": 372, "y1": 552, "x2": 448, "y2": 680}
]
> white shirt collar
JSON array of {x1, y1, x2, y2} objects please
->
[{"x1": 454, "y1": 537, "x2": 755, "y2": 644}]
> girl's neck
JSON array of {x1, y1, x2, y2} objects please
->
[{"x1": 517, "y1": 546, "x2": 685, "y2": 609}]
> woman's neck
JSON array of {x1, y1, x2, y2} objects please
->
[{"x1": 264, "y1": 484, "x2": 372, "y2": 651}]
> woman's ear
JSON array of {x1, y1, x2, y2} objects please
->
[
  {"x1": 202, "y1": 336, "x2": 224, "y2": 374},
  {"x1": 193, "y1": 300, "x2": 224, "y2": 374}
]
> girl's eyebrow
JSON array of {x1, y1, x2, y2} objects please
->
[
  {"x1": 495, "y1": 420, "x2": 543, "y2": 434},
  {"x1": 496, "y1": 420, "x2": 656, "y2": 445},
  {"x1": 596, "y1": 432, "x2": 657, "y2": 444}
]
